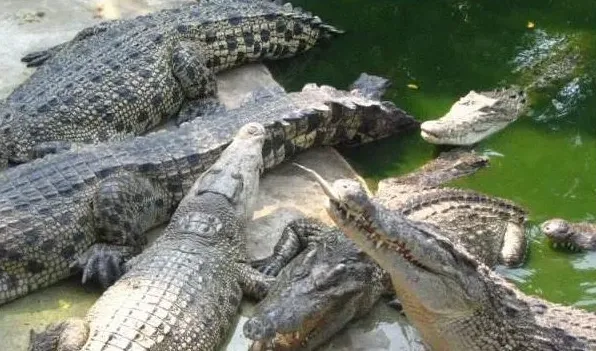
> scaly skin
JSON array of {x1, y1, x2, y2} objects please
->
[
  {"x1": 29, "y1": 122, "x2": 271, "y2": 351},
  {"x1": 243, "y1": 219, "x2": 390, "y2": 351},
  {"x1": 0, "y1": 0, "x2": 342, "y2": 167},
  {"x1": 0, "y1": 76, "x2": 417, "y2": 306},
  {"x1": 377, "y1": 148, "x2": 528, "y2": 267},
  {"x1": 541, "y1": 218, "x2": 596, "y2": 251},
  {"x1": 420, "y1": 87, "x2": 528, "y2": 145},
  {"x1": 243, "y1": 150, "x2": 525, "y2": 350},
  {"x1": 314, "y1": 175, "x2": 596, "y2": 351}
]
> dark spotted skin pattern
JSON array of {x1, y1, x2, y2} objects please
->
[
  {"x1": 29, "y1": 123, "x2": 273, "y2": 351},
  {"x1": 0, "y1": 78, "x2": 417, "y2": 305},
  {"x1": 0, "y1": 0, "x2": 342, "y2": 167}
]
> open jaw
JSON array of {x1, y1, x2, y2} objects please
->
[{"x1": 293, "y1": 163, "x2": 432, "y2": 273}]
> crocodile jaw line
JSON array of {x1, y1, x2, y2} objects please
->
[{"x1": 294, "y1": 163, "x2": 424, "y2": 269}]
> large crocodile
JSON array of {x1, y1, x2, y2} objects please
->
[
  {"x1": 316, "y1": 175, "x2": 596, "y2": 351},
  {"x1": 0, "y1": 0, "x2": 342, "y2": 168},
  {"x1": 29, "y1": 122, "x2": 271, "y2": 351},
  {"x1": 540, "y1": 218, "x2": 596, "y2": 251},
  {"x1": 376, "y1": 148, "x2": 527, "y2": 267},
  {"x1": 243, "y1": 150, "x2": 527, "y2": 350},
  {"x1": 420, "y1": 30, "x2": 586, "y2": 146},
  {"x1": 0, "y1": 75, "x2": 417, "y2": 306}
]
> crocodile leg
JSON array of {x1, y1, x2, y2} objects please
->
[
  {"x1": 237, "y1": 263, "x2": 276, "y2": 301},
  {"x1": 29, "y1": 318, "x2": 89, "y2": 351},
  {"x1": 176, "y1": 97, "x2": 226, "y2": 125},
  {"x1": 171, "y1": 42, "x2": 217, "y2": 99},
  {"x1": 251, "y1": 218, "x2": 330, "y2": 275},
  {"x1": 171, "y1": 42, "x2": 221, "y2": 124},
  {"x1": 72, "y1": 172, "x2": 175, "y2": 288}
]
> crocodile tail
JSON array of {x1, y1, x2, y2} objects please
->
[{"x1": 284, "y1": 2, "x2": 345, "y2": 37}]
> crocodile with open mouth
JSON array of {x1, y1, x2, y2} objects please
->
[
  {"x1": 317, "y1": 175, "x2": 596, "y2": 351},
  {"x1": 242, "y1": 149, "x2": 528, "y2": 350}
]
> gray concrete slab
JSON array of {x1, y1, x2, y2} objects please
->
[{"x1": 0, "y1": 1, "x2": 424, "y2": 350}]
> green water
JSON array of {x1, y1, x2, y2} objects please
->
[{"x1": 271, "y1": 0, "x2": 596, "y2": 310}]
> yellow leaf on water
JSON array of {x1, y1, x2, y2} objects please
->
[
  {"x1": 58, "y1": 300, "x2": 71, "y2": 310},
  {"x1": 407, "y1": 84, "x2": 419, "y2": 90},
  {"x1": 527, "y1": 21, "x2": 535, "y2": 29}
]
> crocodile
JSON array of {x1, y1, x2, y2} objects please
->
[
  {"x1": 243, "y1": 218, "x2": 390, "y2": 351},
  {"x1": 376, "y1": 148, "x2": 528, "y2": 267},
  {"x1": 315, "y1": 175, "x2": 596, "y2": 351},
  {"x1": 420, "y1": 30, "x2": 587, "y2": 147},
  {"x1": 28, "y1": 122, "x2": 272, "y2": 351},
  {"x1": 0, "y1": 75, "x2": 417, "y2": 306},
  {"x1": 242, "y1": 150, "x2": 527, "y2": 350},
  {"x1": 0, "y1": 0, "x2": 342, "y2": 168},
  {"x1": 420, "y1": 87, "x2": 529, "y2": 145},
  {"x1": 540, "y1": 218, "x2": 596, "y2": 251}
]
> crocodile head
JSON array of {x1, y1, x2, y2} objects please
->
[
  {"x1": 244, "y1": 231, "x2": 384, "y2": 351},
  {"x1": 420, "y1": 87, "x2": 528, "y2": 145},
  {"x1": 299, "y1": 168, "x2": 533, "y2": 349},
  {"x1": 540, "y1": 218, "x2": 594, "y2": 252},
  {"x1": 349, "y1": 72, "x2": 391, "y2": 100},
  {"x1": 194, "y1": 122, "x2": 265, "y2": 222}
]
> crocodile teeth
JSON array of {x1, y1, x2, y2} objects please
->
[{"x1": 376, "y1": 240, "x2": 384, "y2": 249}]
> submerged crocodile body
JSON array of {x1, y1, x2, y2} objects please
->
[
  {"x1": 376, "y1": 148, "x2": 528, "y2": 267},
  {"x1": 541, "y1": 218, "x2": 596, "y2": 251},
  {"x1": 318, "y1": 176, "x2": 596, "y2": 351},
  {"x1": 29, "y1": 122, "x2": 271, "y2": 351},
  {"x1": 242, "y1": 150, "x2": 527, "y2": 350},
  {"x1": 0, "y1": 76, "x2": 417, "y2": 306},
  {"x1": 0, "y1": 0, "x2": 342, "y2": 167},
  {"x1": 420, "y1": 87, "x2": 528, "y2": 145}
]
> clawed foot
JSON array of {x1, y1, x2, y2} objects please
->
[
  {"x1": 251, "y1": 256, "x2": 283, "y2": 276},
  {"x1": 70, "y1": 245, "x2": 126, "y2": 289},
  {"x1": 387, "y1": 298, "x2": 404, "y2": 314},
  {"x1": 21, "y1": 50, "x2": 53, "y2": 67}
]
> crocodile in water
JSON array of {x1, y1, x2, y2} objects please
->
[
  {"x1": 376, "y1": 148, "x2": 528, "y2": 267},
  {"x1": 541, "y1": 218, "x2": 596, "y2": 251},
  {"x1": 420, "y1": 87, "x2": 528, "y2": 145},
  {"x1": 316, "y1": 174, "x2": 596, "y2": 351},
  {"x1": 242, "y1": 149, "x2": 526, "y2": 350},
  {"x1": 0, "y1": 75, "x2": 416, "y2": 306},
  {"x1": 29, "y1": 122, "x2": 272, "y2": 351},
  {"x1": 0, "y1": 0, "x2": 342, "y2": 167}
]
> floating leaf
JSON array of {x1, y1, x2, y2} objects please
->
[
  {"x1": 527, "y1": 21, "x2": 535, "y2": 29},
  {"x1": 58, "y1": 299, "x2": 71, "y2": 310},
  {"x1": 407, "y1": 83, "x2": 419, "y2": 90}
]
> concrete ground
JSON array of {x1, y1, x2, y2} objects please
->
[{"x1": 0, "y1": 1, "x2": 424, "y2": 350}]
